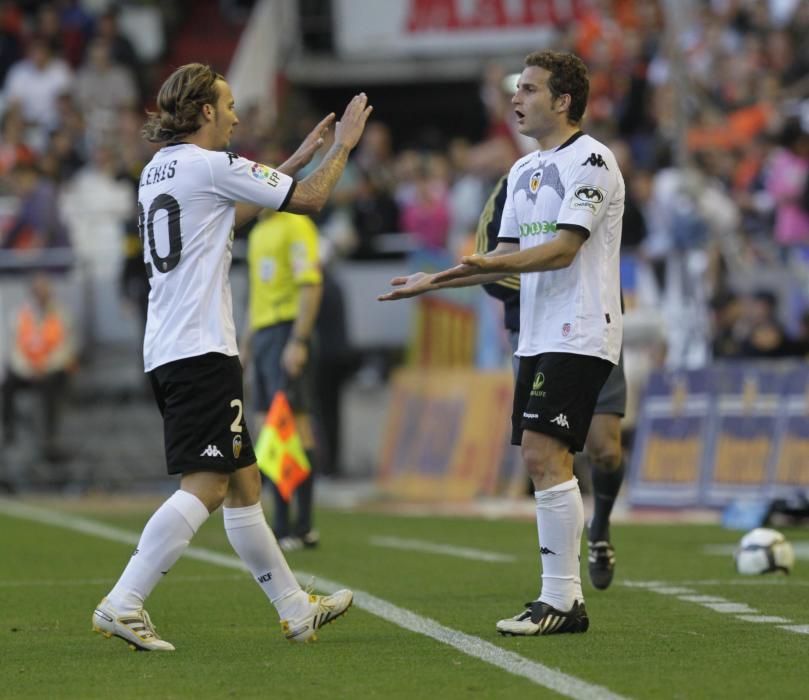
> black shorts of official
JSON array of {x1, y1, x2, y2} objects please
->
[
  {"x1": 595, "y1": 350, "x2": 626, "y2": 416},
  {"x1": 251, "y1": 321, "x2": 316, "y2": 414},
  {"x1": 148, "y1": 352, "x2": 257, "y2": 475},
  {"x1": 512, "y1": 352, "x2": 614, "y2": 453}
]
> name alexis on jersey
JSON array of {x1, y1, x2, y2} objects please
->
[{"x1": 141, "y1": 160, "x2": 178, "y2": 187}]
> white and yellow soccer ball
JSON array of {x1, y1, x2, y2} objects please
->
[{"x1": 734, "y1": 528, "x2": 795, "y2": 575}]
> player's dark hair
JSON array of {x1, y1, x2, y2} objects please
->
[
  {"x1": 142, "y1": 63, "x2": 225, "y2": 143},
  {"x1": 524, "y1": 50, "x2": 589, "y2": 124}
]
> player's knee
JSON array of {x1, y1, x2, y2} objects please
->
[
  {"x1": 522, "y1": 444, "x2": 550, "y2": 482},
  {"x1": 587, "y1": 444, "x2": 622, "y2": 472}
]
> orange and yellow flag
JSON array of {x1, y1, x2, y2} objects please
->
[{"x1": 255, "y1": 391, "x2": 311, "y2": 501}]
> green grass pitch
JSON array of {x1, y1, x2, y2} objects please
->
[{"x1": 1, "y1": 498, "x2": 807, "y2": 699}]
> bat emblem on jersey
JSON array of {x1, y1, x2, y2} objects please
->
[
  {"x1": 574, "y1": 185, "x2": 604, "y2": 203},
  {"x1": 569, "y1": 183, "x2": 607, "y2": 213},
  {"x1": 514, "y1": 162, "x2": 565, "y2": 203}
]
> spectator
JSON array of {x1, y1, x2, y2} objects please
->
[
  {"x1": 350, "y1": 168, "x2": 399, "y2": 259},
  {"x1": 2, "y1": 273, "x2": 76, "y2": 461},
  {"x1": 74, "y1": 38, "x2": 138, "y2": 140},
  {"x1": 0, "y1": 104, "x2": 35, "y2": 181},
  {"x1": 765, "y1": 118, "x2": 809, "y2": 248},
  {"x1": 60, "y1": 142, "x2": 134, "y2": 343},
  {"x1": 398, "y1": 157, "x2": 450, "y2": 250},
  {"x1": 1, "y1": 34, "x2": 72, "y2": 136},
  {"x1": 738, "y1": 289, "x2": 793, "y2": 358},
  {"x1": 0, "y1": 161, "x2": 69, "y2": 253}
]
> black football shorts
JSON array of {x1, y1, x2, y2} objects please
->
[
  {"x1": 148, "y1": 352, "x2": 256, "y2": 475},
  {"x1": 512, "y1": 352, "x2": 613, "y2": 452}
]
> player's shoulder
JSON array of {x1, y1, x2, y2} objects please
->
[
  {"x1": 569, "y1": 134, "x2": 619, "y2": 170},
  {"x1": 509, "y1": 151, "x2": 537, "y2": 179}
]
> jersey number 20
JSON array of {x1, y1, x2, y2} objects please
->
[{"x1": 138, "y1": 194, "x2": 182, "y2": 277}]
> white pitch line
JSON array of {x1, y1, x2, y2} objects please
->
[
  {"x1": 0, "y1": 574, "x2": 244, "y2": 588},
  {"x1": 370, "y1": 535, "x2": 516, "y2": 563},
  {"x1": 703, "y1": 543, "x2": 809, "y2": 560},
  {"x1": 737, "y1": 615, "x2": 792, "y2": 624},
  {"x1": 0, "y1": 498, "x2": 627, "y2": 700},
  {"x1": 625, "y1": 580, "x2": 807, "y2": 636}
]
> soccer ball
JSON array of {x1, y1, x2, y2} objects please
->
[{"x1": 733, "y1": 528, "x2": 795, "y2": 575}]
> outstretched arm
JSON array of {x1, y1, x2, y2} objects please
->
[
  {"x1": 433, "y1": 228, "x2": 585, "y2": 282},
  {"x1": 378, "y1": 242, "x2": 518, "y2": 301}
]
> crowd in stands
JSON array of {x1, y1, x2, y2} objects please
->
[{"x1": 0, "y1": 0, "x2": 808, "y2": 369}]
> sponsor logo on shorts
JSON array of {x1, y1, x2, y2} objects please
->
[
  {"x1": 523, "y1": 412, "x2": 539, "y2": 419},
  {"x1": 250, "y1": 162, "x2": 281, "y2": 187},
  {"x1": 233, "y1": 434, "x2": 242, "y2": 459},
  {"x1": 531, "y1": 372, "x2": 546, "y2": 397}
]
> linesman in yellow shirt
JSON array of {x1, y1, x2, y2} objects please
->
[{"x1": 246, "y1": 210, "x2": 323, "y2": 551}]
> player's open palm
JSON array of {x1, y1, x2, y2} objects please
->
[
  {"x1": 378, "y1": 271, "x2": 432, "y2": 301},
  {"x1": 335, "y1": 93, "x2": 373, "y2": 151}
]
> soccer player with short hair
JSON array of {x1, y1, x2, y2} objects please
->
[
  {"x1": 92, "y1": 63, "x2": 371, "y2": 651},
  {"x1": 380, "y1": 50, "x2": 624, "y2": 635},
  {"x1": 475, "y1": 176, "x2": 626, "y2": 592}
]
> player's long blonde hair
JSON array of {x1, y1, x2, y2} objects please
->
[{"x1": 142, "y1": 63, "x2": 225, "y2": 143}]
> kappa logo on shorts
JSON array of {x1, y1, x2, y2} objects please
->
[
  {"x1": 200, "y1": 444, "x2": 224, "y2": 458},
  {"x1": 550, "y1": 414, "x2": 570, "y2": 429}
]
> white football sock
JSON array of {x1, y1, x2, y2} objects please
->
[
  {"x1": 107, "y1": 489, "x2": 210, "y2": 613},
  {"x1": 534, "y1": 478, "x2": 584, "y2": 611},
  {"x1": 223, "y1": 503, "x2": 307, "y2": 619}
]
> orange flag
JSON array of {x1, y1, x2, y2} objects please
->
[{"x1": 254, "y1": 391, "x2": 311, "y2": 501}]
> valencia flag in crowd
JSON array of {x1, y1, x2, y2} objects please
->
[{"x1": 255, "y1": 391, "x2": 311, "y2": 501}]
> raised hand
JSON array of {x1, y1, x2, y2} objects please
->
[
  {"x1": 334, "y1": 93, "x2": 373, "y2": 151},
  {"x1": 284, "y1": 113, "x2": 335, "y2": 174},
  {"x1": 378, "y1": 271, "x2": 433, "y2": 301}
]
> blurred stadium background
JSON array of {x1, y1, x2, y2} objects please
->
[{"x1": 0, "y1": 0, "x2": 808, "y2": 526}]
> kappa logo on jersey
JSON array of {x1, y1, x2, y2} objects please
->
[
  {"x1": 200, "y1": 444, "x2": 224, "y2": 458},
  {"x1": 581, "y1": 153, "x2": 609, "y2": 169},
  {"x1": 550, "y1": 414, "x2": 570, "y2": 429},
  {"x1": 514, "y1": 162, "x2": 565, "y2": 203},
  {"x1": 569, "y1": 183, "x2": 606, "y2": 214},
  {"x1": 250, "y1": 163, "x2": 281, "y2": 187}
]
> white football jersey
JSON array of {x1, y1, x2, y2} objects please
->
[
  {"x1": 138, "y1": 143, "x2": 294, "y2": 371},
  {"x1": 498, "y1": 132, "x2": 624, "y2": 363}
]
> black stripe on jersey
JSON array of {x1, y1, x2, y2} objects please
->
[
  {"x1": 554, "y1": 131, "x2": 585, "y2": 152},
  {"x1": 279, "y1": 180, "x2": 297, "y2": 212},
  {"x1": 557, "y1": 223, "x2": 590, "y2": 240}
]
